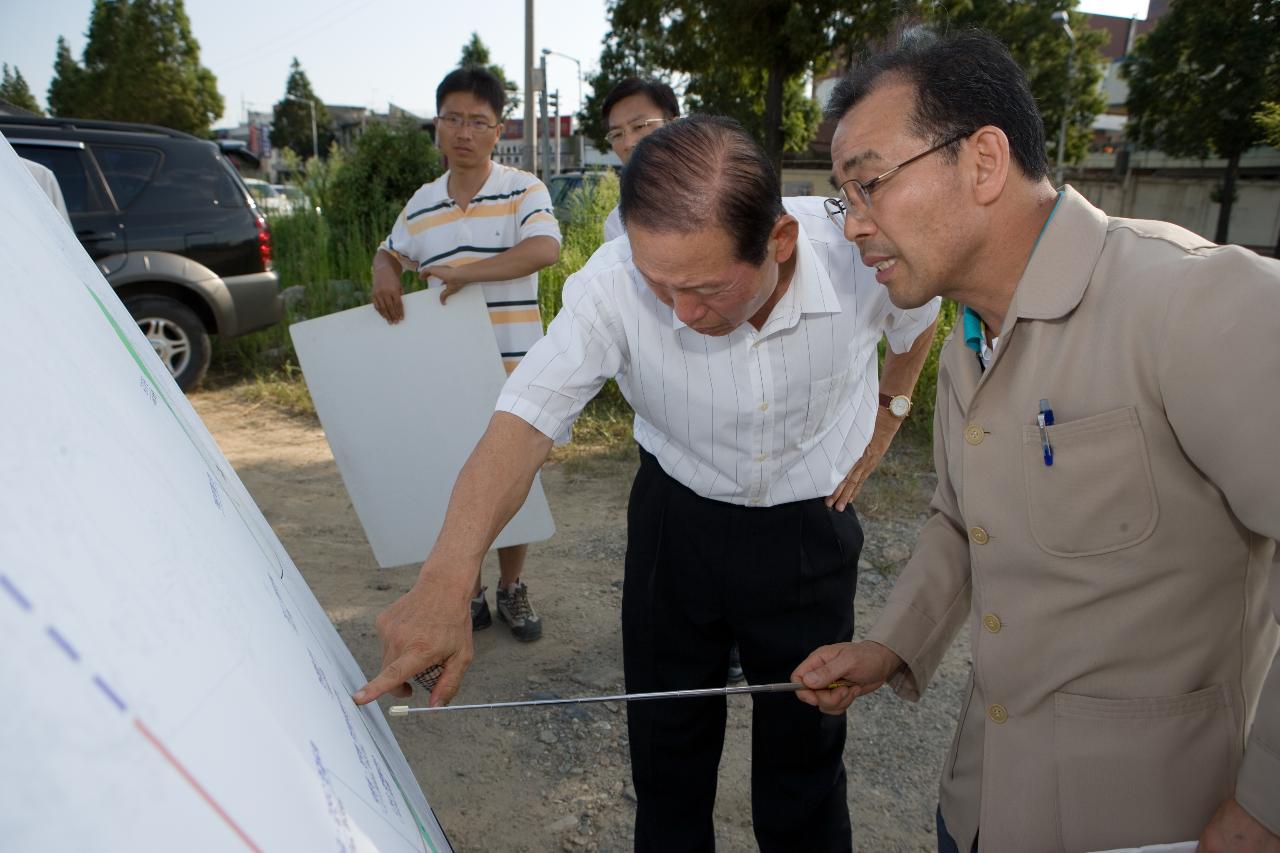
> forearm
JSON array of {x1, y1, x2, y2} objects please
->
[
  {"x1": 880, "y1": 318, "x2": 937, "y2": 398},
  {"x1": 373, "y1": 247, "x2": 408, "y2": 276},
  {"x1": 420, "y1": 412, "x2": 553, "y2": 602},
  {"x1": 442, "y1": 236, "x2": 560, "y2": 284}
]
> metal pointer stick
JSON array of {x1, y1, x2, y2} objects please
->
[{"x1": 388, "y1": 679, "x2": 854, "y2": 716}]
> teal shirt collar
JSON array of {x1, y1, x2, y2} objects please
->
[{"x1": 963, "y1": 190, "x2": 1064, "y2": 353}]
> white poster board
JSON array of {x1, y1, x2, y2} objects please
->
[
  {"x1": 289, "y1": 289, "x2": 555, "y2": 569},
  {"x1": 0, "y1": 138, "x2": 450, "y2": 852}
]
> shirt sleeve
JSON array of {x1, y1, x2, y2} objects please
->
[
  {"x1": 1156, "y1": 247, "x2": 1280, "y2": 834},
  {"x1": 865, "y1": 337, "x2": 973, "y2": 700},
  {"x1": 495, "y1": 265, "x2": 626, "y2": 443},
  {"x1": 378, "y1": 206, "x2": 417, "y2": 271},
  {"x1": 515, "y1": 178, "x2": 562, "y2": 244},
  {"x1": 883, "y1": 295, "x2": 941, "y2": 354}
]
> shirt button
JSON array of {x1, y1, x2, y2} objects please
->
[
  {"x1": 964, "y1": 424, "x2": 984, "y2": 445},
  {"x1": 982, "y1": 613, "x2": 1002, "y2": 633},
  {"x1": 758, "y1": 402, "x2": 769, "y2": 412},
  {"x1": 755, "y1": 453, "x2": 767, "y2": 462},
  {"x1": 987, "y1": 703, "x2": 1009, "y2": 724},
  {"x1": 969, "y1": 526, "x2": 989, "y2": 545}
]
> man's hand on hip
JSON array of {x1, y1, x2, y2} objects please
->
[
  {"x1": 791, "y1": 640, "x2": 903, "y2": 715},
  {"x1": 353, "y1": 571, "x2": 475, "y2": 707},
  {"x1": 1198, "y1": 798, "x2": 1280, "y2": 852}
]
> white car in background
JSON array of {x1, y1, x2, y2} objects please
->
[{"x1": 244, "y1": 178, "x2": 311, "y2": 217}]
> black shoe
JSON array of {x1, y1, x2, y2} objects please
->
[
  {"x1": 471, "y1": 587, "x2": 492, "y2": 631},
  {"x1": 495, "y1": 580, "x2": 542, "y2": 642},
  {"x1": 727, "y1": 644, "x2": 745, "y2": 684}
]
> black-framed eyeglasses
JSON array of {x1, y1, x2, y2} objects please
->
[
  {"x1": 438, "y1": 113, "x2": 501, "y2": 133},
  {"x1": 824, "y1": 133, "x2": 967, "y2": 227},
  {"x1": 605, "y1": 117, "x2": 667, "y2": 147}
]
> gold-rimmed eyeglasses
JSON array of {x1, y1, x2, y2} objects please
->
[
  {"x1": 824, "y1": 133, "x2": 967, "y2": 227},
  {"x1": 605, "y1": 117, "x2": 667, "y2": 147}
]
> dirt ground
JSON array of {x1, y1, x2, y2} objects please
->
[{"x1": 191, "y1": 386, "x2": 971, "y2": 853}]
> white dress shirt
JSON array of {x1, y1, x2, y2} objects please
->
[
  {"x1": 604, "y1": 205, "x2": 625, "y2": 242},
  {"x1": 497, "y1": 196, "x2": 940, "y2": 506}
]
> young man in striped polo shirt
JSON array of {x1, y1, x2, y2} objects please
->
[{"x1": 370, "y1": 66, "x2": 562, "y2": 642}]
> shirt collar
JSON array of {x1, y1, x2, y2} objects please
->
[
  {"x1": 671, "y1": 216, "x2": 842, "y2": 333},
  {"x1": 1004, "y1": 186, "x2": 1108, "y2": 328}
]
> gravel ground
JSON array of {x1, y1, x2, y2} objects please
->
[{"x1": 195, "y1": 390, "x2": 971, "y2": 852}]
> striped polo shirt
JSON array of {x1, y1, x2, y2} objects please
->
[{"x1": 381, "y1": 163, "x2": 562, "y2": 373}]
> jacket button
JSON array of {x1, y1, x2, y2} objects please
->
[
  {"x1": 983, "y1": 613, "x2": 1002, "y2": 633},
  {"x1": 987, "y1": 703, "x2": 1008, "y2": 724},
  {"x1": 969, "y1": 526, "x2": 989, "y2": 545},
  {"x1": 964, "y1": 424, "x2": 984, "y2": 445}
]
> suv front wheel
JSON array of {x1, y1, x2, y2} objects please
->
[{"x1": 125, "y1": 295, "x2": 211, "y2": 392}]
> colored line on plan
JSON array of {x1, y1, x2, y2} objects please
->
[
  {"x1": 47, "y1": 625, "x2": 80, "y2": 661},
  {"x1": 0, "y1": 574, "x2": 31, "y2": 610},
  {"x1": 93, "y1": 675, "x2": 127, "y2": 713},
  {"x1": 134, "y1": 719, "x2": 263, "y2": 852}
]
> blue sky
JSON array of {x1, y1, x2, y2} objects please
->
[{"x1": 1, "y1": 0, "x2": 1148, "y2": 130}]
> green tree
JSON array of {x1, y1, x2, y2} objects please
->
[
  {"x1": 588, "y1": 0, "x2": 900, "y2": 177},
  {"x1": 1258, "y1": 102, "x2": 1280, "y2": 147},
  {"x1": 922, "y1": 1, "x2": 1108, "y2": 170},
  {"x1": 44, "y1": 0, "x2": 223, "y2": 135},
  {"x1": 1124, "y1": 0, "x2": 1280, "y2": 244},
  {"x1": 458, "y1": 32, "x2": 520, "y2": 118},
  {"x1": 327, "y1": 119, "x2": 444, "y2": 248},
  {"x1": 0, "y1": 64, "x2": 43, "y2": 115},
  {"x1": 270, "y1": 58, "x2": 335, "y2": 160}
]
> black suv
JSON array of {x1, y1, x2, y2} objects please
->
[{"x1": 2, "y1": 116, "x2": 282, "y2": 390}]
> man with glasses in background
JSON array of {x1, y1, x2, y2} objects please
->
[
  {"x1": 370, "y1": 66, "x2": 562, "y2": 643},
  {"x1": 793, "y1": 29, "x2": 1280, "y2": 853},
  {"x1": 357, "y1": 115, "x2": 938, "y2": 850},
  {"x1": 599, "y1": 77, "x2": 680, "y2": 242}
]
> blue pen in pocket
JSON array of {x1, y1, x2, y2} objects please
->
[{"x1": 1037, "y1": 399, "x2": 1054, "y2": 466}]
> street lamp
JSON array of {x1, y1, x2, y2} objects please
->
[
  {"x1": 1051, "y1": 11, "x2": 1076, "y2": 187},
  {"x1": 285, "y1": 94, "x2": 318, "y2": 161},
  {"x1": 541, "y1": 48, "x2": 584, "y2": 169}
]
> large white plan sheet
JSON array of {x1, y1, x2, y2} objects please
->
[
  {"x1": 0, "y1": 139, "x2": 450, "y2": 852},
  {"x1": 289, "y1": 288, "x2": 555, "y2": 569}
]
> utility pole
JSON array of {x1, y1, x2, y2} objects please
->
[
  {"x1": 552, "y1": 90, "x2": 561, "y2": 174},
  {"x1": 538, "y1": 53, "x2": 552, "y2": 181},
  {"x1": 1051, "y1": 11, "x2": 1076, "y2": 187},
  {"x1": 523, "y1": 0, "x2": 535, "y2": 171}
]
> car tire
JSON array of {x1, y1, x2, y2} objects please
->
[{"x1": 124, "y1": 295, "x2": 212, "y2": 392}]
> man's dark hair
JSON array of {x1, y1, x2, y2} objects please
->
[
  {"x1": 826, "y1": 29, "x2": 1050, "y2": 181},
  {"x1": 601, "y1": 77, "x2": 680, "y2": 123},
  {"x1": 436, "y1": 66, "x2": 505, "y2": 118},
  {"x1": 620, "y1": 115, "x2": 784, "y2": 266}
]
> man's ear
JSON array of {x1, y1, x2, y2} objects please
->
[
  {"x1": 771, "y1": 214, "x2": 800, "y2": 264},
  {"x1": 970, "y1": 125, "x2": 1011, "y2": 206}
]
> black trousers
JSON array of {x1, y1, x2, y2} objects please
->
[{"x1": 622, "y1": 447, "x2": 862, "y2": 852}]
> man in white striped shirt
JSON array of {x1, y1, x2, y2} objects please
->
[
  {"x1": 357, "y1": 116, "x2": 939, "y2": 850},
  {"x1": 369, "y1": 67, "x2": 562, "y2": 642}
]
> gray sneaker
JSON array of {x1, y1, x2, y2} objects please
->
[
  {"x1": 471, "y1": 587, "x2": 492, "y2": 631},
  {"x1": 495, "y1": 580, "x2": 542, "y2": 642}
]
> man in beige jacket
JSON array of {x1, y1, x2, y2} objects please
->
[{"x1": 793, "y1": 30, "x2": 1280, "y2": 853}]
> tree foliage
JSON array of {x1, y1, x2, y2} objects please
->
[
  {"x1": 1258, "y1": 102, "x2": 1280, "y2": 148},
  {"x1": 584, "y1": 0, "x2": 902, "y2": 175},
  {"x1": 270, "y1": 58, "x2": 335, "y2": 159},
  {"x1": 326, "y1": 119, "x2": 444, "y2": 249},
  {"x1": 45, "y1": 0, "x2": 223, "y2": 135},
  {"x1": 1124, "y1": 0, "x2": 1280, "y2": 243},
  {"x1": 921, "y1": 1, "x2": 1108, "y2": 168},
  {"x1": 458, "y1": 32, "x2": 520, "y2": 118},
  {"x1": 0, "y1": 65, "x2": 42, "y2": 115}
]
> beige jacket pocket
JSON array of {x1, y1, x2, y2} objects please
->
[
  {"x1": 1053, "y1": 685, "x2": 1235, "y2": 853},
  {"x1": 1022, "y1": 406, "x2": 1158, "y2": 557}
]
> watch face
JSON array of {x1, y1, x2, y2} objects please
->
[{"x1": 890, "y1": 396, "x2": 911, "y2": 417}]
